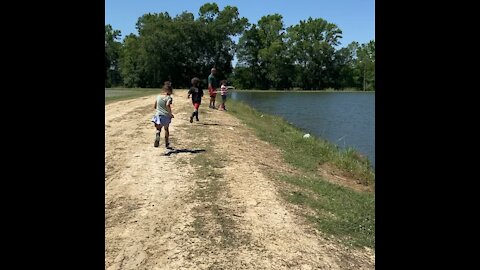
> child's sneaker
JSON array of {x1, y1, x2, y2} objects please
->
[
  {"x1": 189, "y1": 116, "x2": 193, "y2": 123},
  {"x1": 196, "y1": 117, "x2": 199, "y2": 121},
  {"x1": 154, "y1": 133, "x2": 160, "y2": 147}
]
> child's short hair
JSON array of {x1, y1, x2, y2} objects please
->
[
  {"x1": 220, "y1": 80, "x2": 227, "y2": 86},
  {"x1": 191, "y1": 77, "x2": 200, "y2": 85}
]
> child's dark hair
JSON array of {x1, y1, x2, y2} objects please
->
[
  {"x1": 220, "y1": 80, "x2": 227, "y2": 86},
  {"x1": 191, "y1": 77, "x2": 200, "y2": 86}
]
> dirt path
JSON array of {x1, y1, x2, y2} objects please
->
[{"x1": 105, "y1": 90, "x2": 374, "y2": 269}]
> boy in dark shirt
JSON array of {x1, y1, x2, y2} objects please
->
[{"x1": 187, "y1": 77, "x2": 204, "y2": 123}]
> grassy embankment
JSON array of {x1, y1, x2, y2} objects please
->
[{"x1": 228, "y1": 99, "x2": 375, "y2": 249}]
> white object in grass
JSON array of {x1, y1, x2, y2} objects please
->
[{"x1": 303, "y1": 133, "x2": 311, "y2": 138}]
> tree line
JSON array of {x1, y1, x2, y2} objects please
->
[{"x1": 105, "y1": 2, "x2": 374, "y2": 90}]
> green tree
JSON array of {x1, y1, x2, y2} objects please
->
[
  {"x1": 105, "y1": 24, "x2": 123, "y2": 87},
  {"x1": 135, "y1": 12, "x2": 175, "y2": 87},
  {"x1": 118, "y1": 3, "x2": 247, "y2": 88},
  {"x1": 197, "y1": 3, "x2": 248, "y2": 80},
  {"x1": 236, "y1": 14, "x2": 292, "y2": 89},
  {"x1": 119, "y1": 34, "x2": 143, "y2": 87},
  {"x1": 236, "y1": 24, "x2": 262, "y2": 88},
  {"x1": 331, "y1": 42, "x2": 360, "y2": 89},
  {"x1": 286, "y1": 17, "x2": 342, "y2": 89},
  {"x1": 258, "y1": 14, "x2": 293, "y2": 89},
  {"x1": 356, "y1": 40, "x2": 375, "y2": 91}
]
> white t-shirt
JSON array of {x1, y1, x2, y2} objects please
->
[{"x1": 220, "y1": 85, "x2": 228, "y2": 95}]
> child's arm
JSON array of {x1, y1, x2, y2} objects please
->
[
  {"x1": 167, "y1": 105, "x2": 174, "y2": 118},
  {"x1": 187, "y1": 88, "x2": 191, "y2": 99},
  {"x1": 166, "y1": 99, "x2": 174, "y2": 118},
  {"x1": 208, "y1": 78, "x2": 215, "y2": 94},
  {"x1": 153, "y1": 100, "x2": 157, "y2": 109}
]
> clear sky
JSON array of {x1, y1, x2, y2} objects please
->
[{"x1": 105, "y1": 0, "x2": 374, "y2": 48}]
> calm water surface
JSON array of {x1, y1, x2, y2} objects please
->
[{"x1": 230, "y1": 91, "x2": 375, "y2": 168}]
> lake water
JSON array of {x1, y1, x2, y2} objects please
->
[{"x1": 230, "y1": 91, "x2": 375, "y2": 168}]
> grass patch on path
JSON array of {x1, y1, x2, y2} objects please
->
[{"x1": 188, "y1": 132, "x2": 249, "y2": 248}]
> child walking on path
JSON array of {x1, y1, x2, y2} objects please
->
[
  {"x1": 151, "y1": 82, "x2": 174, "y2": 150},
  {"x1": 219, "y1": 80, "x2": 228, "y2": 111},
  {"x1": 187, "y1": 77, "x2": 204, "y2": 123}
]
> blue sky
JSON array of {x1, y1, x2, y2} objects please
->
[{"x1": 106, "y1": 0, "x2": 374, "y2": 48}]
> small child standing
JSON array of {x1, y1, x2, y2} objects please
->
[
  {"x1": 151, "y1": 82, "x2": 174, "y2": 150},
  {"x1": 187, "y1": 77, "x2": 204, "y2": 123},
  {"x1": 219, "y1": 80, "x2": 228, "y2": 111}
]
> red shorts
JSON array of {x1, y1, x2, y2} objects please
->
[
  {"x1": 209, "y1": 88, "x2": 217, "y2": 98},
  {"x1": 193, "y1": 103, "x2": 200, "y2": 110}
]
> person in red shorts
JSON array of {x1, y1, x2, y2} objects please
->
[
  {"x1": 187, "y1": 77, "x2": 204, "y2": 123},
  {"x1": 208, "y1": 67, "x2": 218, "y2": 109}
]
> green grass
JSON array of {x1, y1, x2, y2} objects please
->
[
  {"x1": 281, "y1": 175, "x2": 374, "y2": 248},
  {"x1": 227, "y1": 100, "x2": 375, "y2": 249},
  {"x1": 227, "y1": 100, "x2": 375, "y2": 186},
  {"x1": 189, "y1": 140, "x2": 249, "y2": 248},
  {"x1": 105, "y1": 88, "x2": 160, "y2": 104}
]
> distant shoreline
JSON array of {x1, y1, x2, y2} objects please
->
[
  {"x1": 106, "y1": 87, "x2": 375, "y2": 93},
  {"x1": 231, "y1": 89, "x2": 375, "y2": 93}
]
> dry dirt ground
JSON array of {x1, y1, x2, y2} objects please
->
[{"x1": 105, "y1": 90, "x2": 375, "y2": 269}]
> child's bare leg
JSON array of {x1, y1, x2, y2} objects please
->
[
  {"x1": 154, "y1": 124, "x2": 162, "y2": 147},
  {"x1": 164, "y1": 126, "x2": 170, "y2": 148}
]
